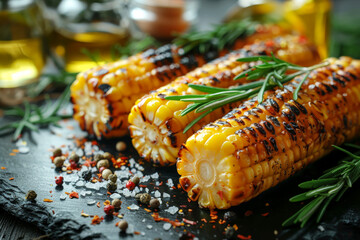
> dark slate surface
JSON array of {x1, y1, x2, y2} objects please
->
[{"x1": 0, "y1": 116, "x2": 360, "y2": 240}]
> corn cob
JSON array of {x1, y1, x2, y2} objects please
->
[
  {"x1": 177, "y1": 57, "x2": 360, "y2": 209},
  {"x1": 70, "y1": 25, "x2": 285, "y2": 138},
  {"x1": 128, "y1": 35, "x2": 319, "y2": 166}
]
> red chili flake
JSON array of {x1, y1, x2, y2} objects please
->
[
  {"x1": 216, "y1": 191, "x2": 223, "y2": 200},
  {"x1": 99, "y1": 167, "x2": 106, "y2": 173},
  {"x1": 180, "y1": 205, "x2": 187, "y2": 208},
  {"x1": 96, "y1": 202, "x2": 101, "y2": 208},
  {"x1": 159, "y1": 181, "x2": 163, "y2": 186},
  {"x1": 245, "y1": 73, "x2": 248, "y2": 76},
  {"x1": 1, "y1": 167, "x2": 6, "y2": 170},
  {"x1": 12, "y1": 149, "x2": 19, "y2": 153},
  {"x1": 219, "y1": 219, "x2": 226, "y2": 224},
  {"x1": 126, "y1": 180, "x2": 135, "y2": 190},
  {"x1": 201, "y1": 218, "x2": 207, "y2": 223},
  {"x1": 55, "y1": 176, "x2": 64, "y2": 186},
  {"x1": 69, "y1": 191, "x2": 79, "y2": 199},
  {"x1": 183, "y1": 218, "x2": 197, "y2": 225},
  {"x1": 91, "y1": 141, "x2": 98, "y2": 146},
  {"x1": 265, "y1": 202, "x2": 270, "y2": 206},
  {"x1": 107, "y1": 191, "x2": 112, "y2": 195},
  {"x1": 9, "y1": 153, "x2": 16, "y2": 156},
  {"x1": 261, "y1": 212, "x2": 269, "y2": 217},
  {"x1": 69, "y1": 161, "x2": 78, "y2": 170},
  {"x1": 298, "y1": 35, "x2": 308, "y2": 44},
  {"x1": 43, "y1": 199, "x2": 53, "y2": 202},
  {"x1": 139, "y1": 184, "x2": 147, "y2": 188},
  {"x1": 237, "y1": 234, "x2": 252, "y2": 240},
  {"x1": 134, "y1": 231, "x2": 141, "y2": 235},
  {"x1": 104, "y1": 205, "x2": 115, "y2": 215},
  {"x1": 103, "y1": 200, "x2": 110, "y2": 206},
  {"x1": 188, "y1": 209, "x2": 193, "y2": 212},
  {"x1": 244, "y1": 210, "x2": 253, "y2": 217},
  {"x1": 212, "y1": 225, "x2": 216, "y2": 229},
  {"x1": 52, "y1": 210, "x2": 55, "y2": 214},
  {"x1": 177, "y1": 184, "x2": 181, "y2": 189},
  {"x1": 91, "y1": 215, "x2": 103, "y2": 225},
  {"x1": 151, "y1": 212, "x2": 182, "y2": 227},
  {"x1": 9, "y1": 177, "x2": 14, "y2": 181},
  {"x1": 144, "y1": 208, "x2": 152, "y2": 213},
  {"x1": 233, "y1": 224, "x2": 239, "y2": 231},
  {"x1": 265, "y1": 40, "x2": 274, "y2": 47},
  {"x1": 64, "y1": 192, "x2": 70, "y2": 195}
]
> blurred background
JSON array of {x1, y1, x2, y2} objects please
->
[{"x1": 0, "y1": 0, "x2": 359, "y2": 105}]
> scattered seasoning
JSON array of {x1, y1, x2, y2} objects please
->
[
  {"x1": 69, "y1": 191, "x2": 79, "y2": 199},
  {"x1": 112, "y1": 198, "x2": 122, "y2": 209},
  {"x1": 43, "y1": 199, "x2": 53, "y2": 202},
  {"x1": 82, "y1": 170, "x2": 92, "y2": 181},
  {"x1": 131, "y1": 176, "x2": 140, "y2": 186},
  {"x1": 97, "y1": 159, "x2": 109, "y2": 169},
  {"x1": 9, "y1": 177, "x2": 14, "y2": 181},
  {"x1": 140, "y1": 193, "x2": 151, "y2": 205},
  {"x1": 107, "y1": 181, "x2": 117, "y2": 192},
  {"x1": 54, "y1": 156, "x2": 65, "y2": 168},
  {"x1": 182, "y1": 218, "x2": 197, "y2": 225},
  {"x1": 273, "y1": 230, "x2": 278, "y2": 235},
  {"x1": 150, "y1": 198, "x2": 160, "y2": 209},
  {"x1": 104, "y1": 205, "x2": 115, "y2": 215},
  {"x1": 102, "y1": 169, "x2": 112, "y2": 180},
  {"x1": 118, "y1": 220, "x2": 128, "y2": 232},
  {"x1": 224, "y1": 211, "x2": 237, "y2": 223},
  {"x1": 244, "y1": 210, "x2": 253, "y2": 217},
  {"x1": 237, "y1": 234, "x2": 252, "y2": 240},
  {"x1": 126, "y1": 180, "x2": 135, "y2": 191},
  {"x1": 99, "y1": 166, "x2": 106, "y2": 173},
  {"x1": 69, "y1": 153, "x2": 80, "y2": 163},
  {"x1": 116, "y1": 141, "x2": 127, "y2": 151},
  {"x1": 91, "y1": 215, "x2": 104, "y2": 225},
  {"x1": 135, "y1": 193, "x2": 142, "y2": 202},
  {"x1": 53, "y1": 148, "x2": 62, "y2": 157},
  {"x1": 25, "y1": 190, "x2": 37, "y2": 201},
  {"x1": 103, "y1": 152, "x2": 113, "y2": 161},
  {"x1": 151, "y1": 212, "x2": 182, "y2": 227},
  {"x1": 81, "y1": 211, "x2": 90, "y2": 217},
  {"x1": 179, "y1": 232, "x2": 195, "y2": 240},
  {"x1": 225, "y1": 226, "x2": 235, "y2": 239},
  {"x1": 1, "y1": 167, "x2": 6, "y2": 170},
  {"x1": 104, "y1": 200, "x2": 111, "y2": 206},
  {"x1": 55, "y1": 176, "x2": 64, "y2": 186},
  {"x1": 9, "y1": 153, "x2": 16, "y2": 156},
  {"x1": 94, "y1": 154, "x2": 103, "y2": 162},
  {"x1": 96, "y1": 202, "x2": 101, "y2": 208},
  {"x1": 261, "y1": 212, "x2": 269, "y2": 217},
  {"x1": 109, "y1": 174, "x2": 118, "y2": 183}
]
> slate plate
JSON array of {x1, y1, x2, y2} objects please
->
[{"x1": 0, "y1": 116, "x2": 360, "y2": 240}]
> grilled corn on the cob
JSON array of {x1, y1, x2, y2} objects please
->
[
  {"x1": 129, "y1": 35, "x2": 319, "y2": 166},
  {"x1": 71, "y1": 25, "x2": 285, "y2": 138},
  {"x1": 177, "y1": 57, "x2": 360, "y2": 209}
]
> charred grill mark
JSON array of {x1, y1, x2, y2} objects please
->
[
  {"x1": 282, "y1": 110, "x2": 296, "y2": 121},
  {"x1": 343, "y1": 115, "x2": 348, "y2": 128},
  {"x1": 248, "y1": 110, "x2": 260, "y2": 118},
  {"x1": 241, "y1": 115, "x2": 251, "y2": 122},
  {"x1": 276, "y1": 94, "x2": 284, "y2": 101},
  {"x1": 268, "y1": 99, "x2": 280, "y2": 113},
  {"x1": 285, "y1": 103, "x2": 300, "y2": 116},
  {"x1": 253, "y1": 107, "x2": 263, "y2": 114},
  {"x1": 290, "y1": 122, "x2": 299, "y2": 130},
  {"x1": 321, "y1": 83, "x2": 333, "y2": 94},
  {"x1": 209, "y1": 76, "x2": 220, "y2": 83},
  {"x1": 267, "y1": 116, "x2": 280, "y2": 127},
  {"x1": 157, "y1": 93, "x2": 166, "y2": 99},
  {"x1": 283, "y1": 122, "x2": 297, "y2": 140},
  {"x1": 168, "y1": 133, "x2": 177, "y2": 147},
  {"x1": 235, "y1": 118, "x2": 246, "y2": 125},
  {"x1": 217, "y1": 121, "x2": 231, "y2": 126},
  {"x1": 333, "y1": 72, "x2": 346, "y2": 87},
  {"x1": 263, "y1": 140, "x2": 272, "y2": 155},
  {"x1": 98, "y1": 84, "x2": 111, "y2": 93},
  {"x1": 254, "y1": 123, "x2": 266, "y2": 137},
  {"x1": 107, "y1": 103, "x2": 113, "y2": 115},
  {"x1": 245, "y1": 127, "x2": 258, "y2": 138},
  {"x1": 294, "y1": 101, "x2": 308, "y2": 114},
  {"x1": 269, "y1": 137, "x2": 278, "y2": 151},
  {"x1": 263, "y1": 121, "x2": 275, "y2": 134}
]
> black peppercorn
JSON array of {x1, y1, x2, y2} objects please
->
[
  {"x1": 82, "y1": 170, "x2": 92, "y2": 181},
  {"x1": 25, "y1": 190, "x2": 37, "y2": 201},
  {"x1": 107, "y1": 181, "x2": 117, "y2": 192}
]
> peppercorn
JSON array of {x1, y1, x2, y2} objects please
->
[
  {"x1": 54, "y1": 156, "x2": 65, "y2": 168},
  {"x1": 103, "y1": 152, "x2": 112, "y2": 160},
  {"x1": 225, "y1": 226, "x2": 235, "y2": 239},
  {"x1": 104, "y1": 205, "x2": 115, "y2": 215},
  {"x1": 126, "y1": 180, "x2": 135, "y2": 191},
  {"x1": 107, "y1": 181, "x2": 117, "y2": 192},
  {"x1": 55, "y1": 176, "x2": 64, "y2": 186},
  {"x1": 97, "y1": 159, "x2": 109, "y2": 169},
  {"x1": 69, "y1": 153, "x2": 80, "y2": 163},
  {"x1": 224, "y1": 211, "x2": 237, "y2": 223},
  {"x1": 179, "y1": 232, "x2": 195, "y2": 240},
  {"x1": 102, "y1": 169, "x2": 112, "y2": 180},
  {"x1": 108, "y1": 174, "x2": 117, "y2": 183},
  {"x1": 94, "y1": 153, "x2": 103, "y2": 162},
  {"x1": 53, "y1": 148, "x2": 62, "y2": 157},
  {"x1": 135, "y1": 193, "x2": 142, "y2": 202},
  {"x1": 82, "y1": 170, "x2": 92, "y2": 181},
  {"x1": 116, "y1": 141, "x2": 127, "y2": 152},
  {"x1": 118, "y1": 220, "x2": 128, "y2": 232},
  {"x1": 25, "y1": 190, "x2": 37, "y2": 201},
  {"x1": 140, "y1": 193, "x2": 151, "y2": 205},
  {"x1": 112, "y1": 198, "x2": 122, "y2": 209},
  {"x1": 131, "y1": 176, "x2": 140, "y2": 186},
  {"x1": 149, "y1": 198, "x2": 160, "y2": 209}
]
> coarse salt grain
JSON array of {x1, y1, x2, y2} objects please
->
[
  {"x1": 154, "y1": 190, "x2": 161, "y2": 198},
  {"x1": 163, "y1": 223, "x2": 172, "y2": 231},
  {"x1": 163, "y1": 193, "x2": 170, "y2": 198},
  {"x1": 151, "y1": 173, "x2": 159, "y2": 179},
  {"x1": 147, "y1": 225, "x2": 153, "y2": 229},
  {"x1": 128, "y1": 204, "x2": 139, "y2": 210},
  {"x1": 87, "y1": 200, "x2": 96, "y2": 205},
  {"x1": 165, "y1": 206, "x2": 179, "y2": 215},
  {"x1": 110, "y1": 193, "x2": 121, "y2": 199}
]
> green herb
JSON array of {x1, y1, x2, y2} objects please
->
[
  {"x1": 283, "y1": 144, "x2": 360, "y2": 228},
  {"x1": 165, "y1": 54, "x2": 329, "y2": 133},
  {"x1": 81, "y1": 48, "x2": 101, "y2": 64},
  {"x1": 0, "y1": 86, "x2": 72, "y2": 141},
  {"x1": 173, "y1": 19, "x2": 258, "y2": 54}
]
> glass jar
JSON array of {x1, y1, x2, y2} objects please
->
[
  {"x1": 0, "y1": 0, "x2": 45, "y2": 89},
  {"x1": 40, "y1": 0, "x2": 130, "y2": 73},
  {"x1": 129, "y1": 0, "x2": 199, "y2": 40}
]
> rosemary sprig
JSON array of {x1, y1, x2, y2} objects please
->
[
  {"x1": 165, "y1": 54, "x2": 329, "y2": 133},
  {"x1": 283, "y1": 144, "x2": 360, "y2": 228},
  {"x1": 173, "y1": 19, "x2": 257, "y2": 54},
  {"x1": 0, "y1": 86, "x2": 72, "y2": 141}
]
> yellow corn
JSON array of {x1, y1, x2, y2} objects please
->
[
  {"x1": 71, "y1": 25, "x2": 285, "y2": 138},
  {"x1": 129, "y1": 35, "x2": 319, "y2": 166},
  {"x1": 177, "y1": 57, "x2": 360, "y2": 209}
]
